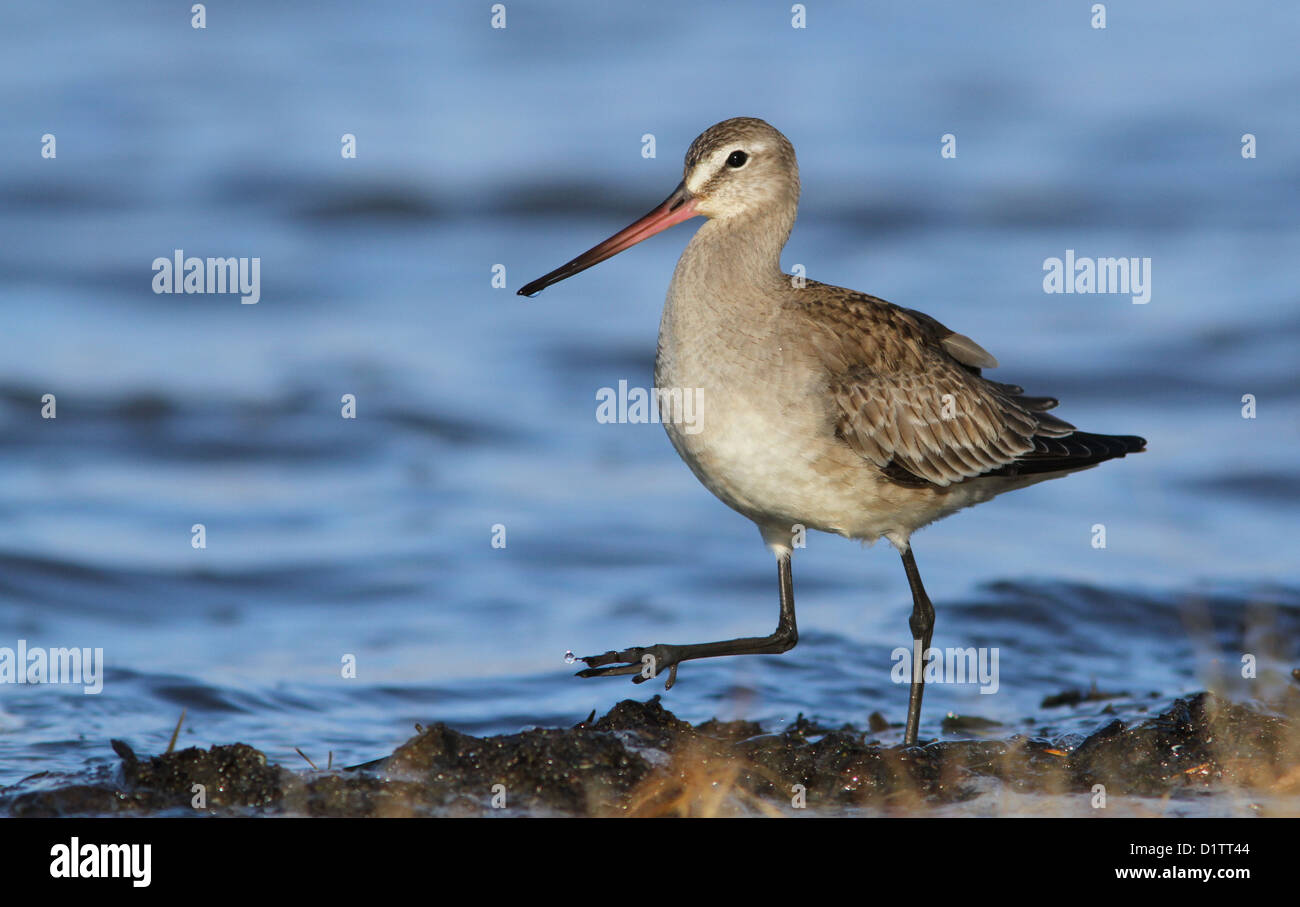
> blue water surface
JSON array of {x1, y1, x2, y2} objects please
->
[{"x1": 0, "y1": 1, "x2": 1296, "y2": 804}]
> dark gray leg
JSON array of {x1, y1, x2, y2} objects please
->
[
  {"x1": 579, "y1": 554, "x2": 798, "y2": 688},
  {"x1": 901, "y1": 547, "x2": 935, "y2": 746}
]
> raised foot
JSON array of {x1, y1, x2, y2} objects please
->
[{"x1": 576, "y1": 644, "x2": 681, "y2": 689}]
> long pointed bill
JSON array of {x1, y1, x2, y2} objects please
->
[{"x1": 517, "y1": 182, "x2": 699, "y2": 297}]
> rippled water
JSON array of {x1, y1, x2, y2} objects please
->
[{"x1": 0, "y1": 1, "x2": 1297, "y2": 801}]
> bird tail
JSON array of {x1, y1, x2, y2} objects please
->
[{"x1": 988, "y1": 431, "x2": 1146, "y2": 479}]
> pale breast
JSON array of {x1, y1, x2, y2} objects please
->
[{"x1": 655, "y1": 281, "x2": 899, "y2": 538}]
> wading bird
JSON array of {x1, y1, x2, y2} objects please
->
[{"x1": 519, "y1": 117, "x2": 1144, "y2": 745}]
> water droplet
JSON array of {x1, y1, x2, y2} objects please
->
[{"x1": 563, "y1": 650, "x2": 576, "y2": 664}]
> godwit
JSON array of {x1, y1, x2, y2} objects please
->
[{"x1": 519, "y1": 117, "x2": 1145, "y2": 745}]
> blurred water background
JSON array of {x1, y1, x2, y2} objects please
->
[{"x1": 0, "y1": 1, "x2": 1297, "y2": 807}]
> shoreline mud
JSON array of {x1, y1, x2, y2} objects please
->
[{"x1": 4, "y1": 687, "x2": 1298, "y2": 817}]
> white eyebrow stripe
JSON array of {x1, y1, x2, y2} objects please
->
[
  {"x1": 685, "y1": 154, "x2": 723, "y2": 194},
  {"x1": 685, "y1": 144, "x2": 761, "y2": 194}
]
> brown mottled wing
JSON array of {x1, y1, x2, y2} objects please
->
[{"x1": 797, "y1": 283, "x2": 1075, "y2": 487}]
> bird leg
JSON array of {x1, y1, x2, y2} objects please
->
[
  {"x1": 577, "y1": 554, "x2": 798, "y2": 688},
  {"x1": 900, "y1": 547, "x2": 935, "y2": 746}
]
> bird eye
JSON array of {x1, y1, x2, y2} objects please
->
[{"x1": 726, "y1": 150, "x2": 748, "y2": 168}]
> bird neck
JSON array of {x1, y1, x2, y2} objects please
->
[{"x1": 673, "y1": 206, "x2": 796, "y2": 298}]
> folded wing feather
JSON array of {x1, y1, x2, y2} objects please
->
[{"x1": 797, "y1": 283, "x2": 1073, "y2": 487}]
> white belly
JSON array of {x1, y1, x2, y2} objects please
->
[{"x1": 656, "y1": 293, "x2": 878, "y2": 538}]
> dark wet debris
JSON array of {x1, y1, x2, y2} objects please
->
[
  {"x1": 1041, "y1": 685, "x2": 1131, "y2": 708},
  {"x1": 940, "y1": 713, "x2": 1004, "y2": 733},
  {"x1": 4, "y1": 691, "x2": 1298, "y2": 817}
]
